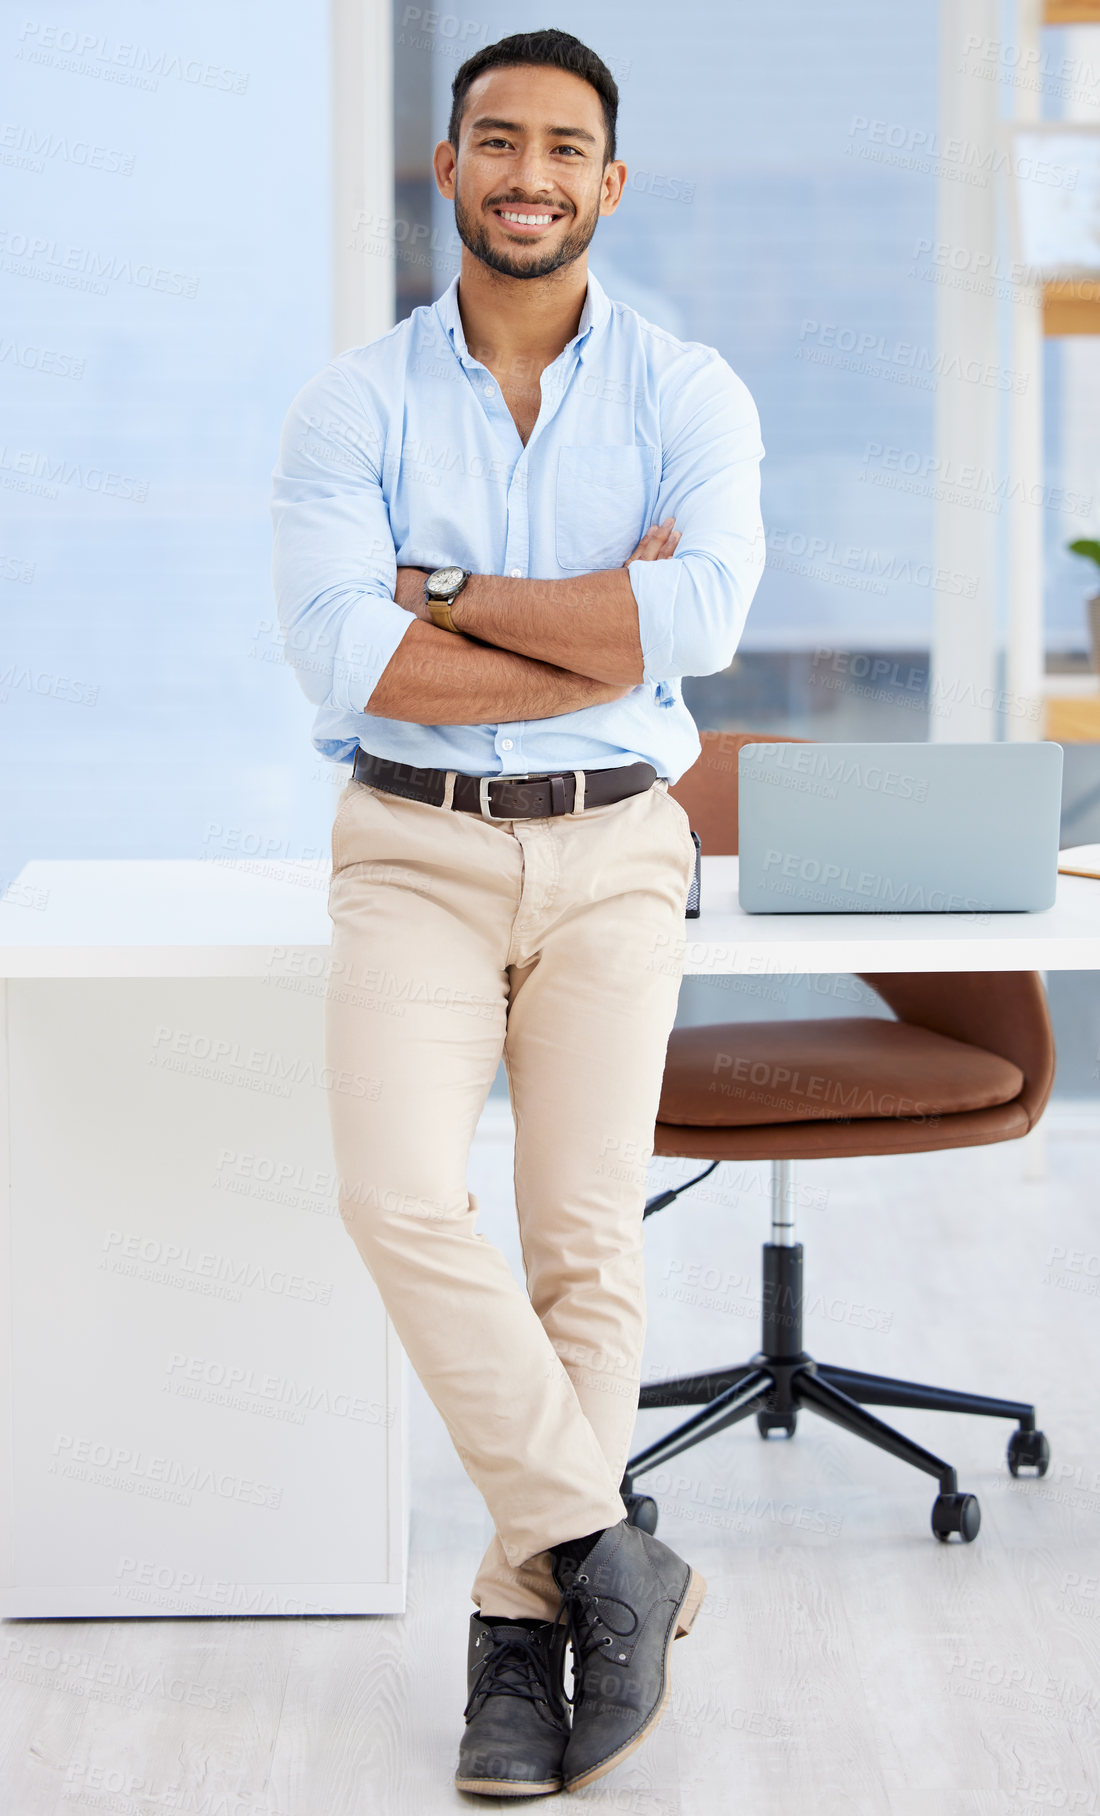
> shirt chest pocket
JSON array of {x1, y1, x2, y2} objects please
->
[{"x1": 555, "y1": 444, "x2": 657, "y2": 573}]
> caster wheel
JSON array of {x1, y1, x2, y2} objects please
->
[
  {"x1": 931, "y1": 1492, "x2": 981, "y2": 1542},
  {"x1": 1007, "y1": 1428, "x2": 1050, "y2": 1477},
  {"x1": 623, "y1": 1492, "x2": 658, "y2": 1534},
  {"x1": 757, "y1": 1409, "x2": 797, "y2": 1439}
]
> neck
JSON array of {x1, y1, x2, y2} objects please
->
[{"x1": 455, "y1": 251, "x2": 590, "y2": 371}]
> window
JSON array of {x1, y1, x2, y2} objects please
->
[{"x1": 1, "y1": 1, "x2": 330, "y2": 878}]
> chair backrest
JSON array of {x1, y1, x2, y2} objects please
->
[{"x1": 669, "y1": 730, "x2": 807, "y2": 855}]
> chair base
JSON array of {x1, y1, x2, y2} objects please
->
[{"x1": 623, "y1": 1241, "x2": 1051, "y2": 1544}]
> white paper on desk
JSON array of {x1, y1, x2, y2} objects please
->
[{"x1": 1058, "y1": 844, "x2": 1100, "y2": 880}]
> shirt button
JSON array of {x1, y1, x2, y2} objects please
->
[
  {"x1": 509, "y1": 568, "x2": 522, "y2": 578},
  {"x1": 501, "y1": 738, "x2": 514, "y2": 751},
  {"x1": 483, "y1": 383, "x2": 495, "y2": 397}
]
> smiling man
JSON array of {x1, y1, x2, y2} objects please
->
[{"x1": 271, "y1": 27, "x2": 765, "y2": 1799}]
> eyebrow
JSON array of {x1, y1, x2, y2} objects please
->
[{"x1": 469, "y1": 116, "x2": 598, "y2": 146}]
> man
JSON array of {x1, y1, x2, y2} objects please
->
[{"x1": 270, "y1": 27, "x2": 765, "y2": 1797}]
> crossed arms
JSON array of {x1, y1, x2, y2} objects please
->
[
  {"x1": 368, "y1": 520, "x2": 679, "y2": 724},
  {"x1": 270, "y1": 353, "x2": 765, "y2": 731}
]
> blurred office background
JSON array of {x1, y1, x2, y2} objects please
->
[{"x1": 2, "y1": 0, "x2": 1099, "y2": 1088}]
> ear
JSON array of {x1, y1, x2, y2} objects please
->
[
  {"x1": 433, "y1": 139, "x2": 457, "y2": 200},
  {"x1": 599, "y1": 160, "x2": 628, "y2": 219}
]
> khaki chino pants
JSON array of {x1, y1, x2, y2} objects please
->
[{"x1": 324, "y1": 768, "x2": 697, "y2": 1619}]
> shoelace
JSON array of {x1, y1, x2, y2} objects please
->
[
  {"x1": 553, "y1": 1577, "x2": 640, "y2": 1708},
  {"x1": 464, "y1": 1628, "x2": 567, "y2": 1725}
]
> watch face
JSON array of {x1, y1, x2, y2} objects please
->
[{"x1": 428, "y1": 565, "x2": 465, "y2": 597}]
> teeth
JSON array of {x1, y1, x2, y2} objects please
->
[{"x1": 499, "y1": 210, "x2": 556, "y2": 225}]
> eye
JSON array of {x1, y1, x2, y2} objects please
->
[{"x1": 553, "y1": 145, "x2": 583, "y2": 156}]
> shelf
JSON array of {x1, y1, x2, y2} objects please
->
[
  {"x1": 1043, "y1": 695, "x2": 1100, "y2": 741},
  {"x1": 1044, "y1": 1, "x2": 1100, "y2": 23},
  {"x1": 1043, "y1": 281, "x2": 1100, "y2": 337}
]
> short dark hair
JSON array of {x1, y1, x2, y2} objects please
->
[{"x1": 448, "y1": 28, "x2": 618, "y2": 164}]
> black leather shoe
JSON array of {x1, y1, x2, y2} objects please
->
[
  {"x1": 454, "y1": 1614, "x2": 570, "y2": 1797},
  {"x1": 551, "y1": 1518, "x2": 706, "y2": 1792}
]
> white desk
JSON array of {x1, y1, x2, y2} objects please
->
[
  {"x1": 0, "y1": 861, "x2": 406, "y2": 1619},
  {"x1": 2, "y1": 855, "x2": 1097, "y2": 978},
  {"x1": 677, "y1": 857, "x2": 1100, "y2": 974},
  {"x1": 1, "y1": 857, "x2": 1097, "y2": 1618}
]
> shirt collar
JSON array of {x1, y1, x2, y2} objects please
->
[{"x1": 434, "y1": 266, "x2": 611, "y2": 366}]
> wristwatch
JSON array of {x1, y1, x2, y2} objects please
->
[{"x1": 425, "y1": 565, "x2": 471, "y2": 633}]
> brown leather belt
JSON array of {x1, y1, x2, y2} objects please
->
[{"x1": 352, "y1": 748, "x2": 660, "y2": 819}]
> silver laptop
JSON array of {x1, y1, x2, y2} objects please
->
[{"x1": 737, "y1": 742, "x2": 1063, "y2": 913}]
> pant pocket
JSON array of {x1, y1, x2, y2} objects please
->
[{"x1": 652, "y1": 781, "x2": 698, "y2": 887}]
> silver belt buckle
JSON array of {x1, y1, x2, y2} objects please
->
[{"x1": 479, "y1": 773, "x2": 527, "y2": 820}]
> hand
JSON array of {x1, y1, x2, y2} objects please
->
[
  {"x1": 625, "y1": 517, "x2": 680, "y2": 564},
  {"x1": 394, "y1": 566, "x2": 433, "y2": 617}
]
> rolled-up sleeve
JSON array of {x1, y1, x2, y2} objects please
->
[
  {"x1": 270, "y1": 358, "x2": 415, "y2": 717},
  {"x1": 627, "y1": 354, "x2": 765, "y2": 683}
]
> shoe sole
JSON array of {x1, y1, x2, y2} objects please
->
[
  {"x1": 453, "y1": 1773, "x2": 562, "y2": 1796},
  {"x1": 562, "y1": 1566, "x2": 707, "y2": 1794}
]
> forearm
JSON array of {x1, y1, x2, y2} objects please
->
[
  {"x1": 365, "y1": 619, "x2": 626, "y2": 724},
  {"x1": 451, "y1": 568, "x2": 645, "y2": 685}
]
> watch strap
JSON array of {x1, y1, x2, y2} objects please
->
[{"x1": 428, "y1": 598, "x2": 461, "y2": 633}]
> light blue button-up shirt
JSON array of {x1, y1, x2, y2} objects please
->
[{"x1": 270, "y1": 269, "x2": 765, "y2": 783}]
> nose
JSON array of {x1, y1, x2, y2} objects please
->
[{"x1": 506, "y1": 145, "x2": 557, "y2": 202}]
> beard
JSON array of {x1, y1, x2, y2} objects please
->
[{"x1": 454, "y1": 187, "x2": 601, "y2": 280}]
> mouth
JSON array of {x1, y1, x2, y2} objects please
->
[{"x1": 490, "y1": 205, "x2": 567, "y2": 237}]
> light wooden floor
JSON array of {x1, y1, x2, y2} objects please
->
[{"x1": 3, "y1": 1107, "x2": 1099, "y2": 1815}]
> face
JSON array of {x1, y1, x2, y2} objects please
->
[{"x1": 433, "y1": 64, "x2": 626, "y2": 281}]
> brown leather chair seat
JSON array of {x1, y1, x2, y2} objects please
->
[{"x1": 659, "y1": 1018, "x2": 1025, "y2": 1127}]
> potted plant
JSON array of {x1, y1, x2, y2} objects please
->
[{"x1": 1068, "y1": 538, "x2": 1100, "y2": 675}]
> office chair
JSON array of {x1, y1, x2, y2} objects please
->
[{"x1": 621, "y1": 732, "x2": 1055, "y2": 1543}]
